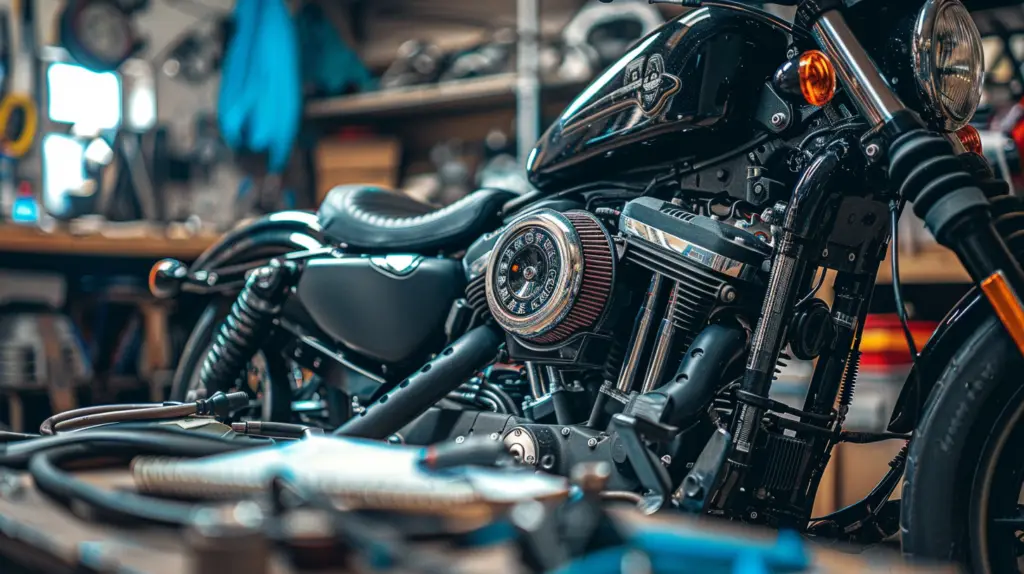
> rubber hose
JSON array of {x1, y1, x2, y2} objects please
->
[
  {"x1": 53, "y1": 404, "x2": 197, "y2": 433},
  {"x1": 40, "y1": 403, "x2": 163, "y2": 435}
]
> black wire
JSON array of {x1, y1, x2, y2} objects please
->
[
  {"x1": 0, "y1": 426, "x2": 252, "y2": 469},
  {"x1": 890, "y1": 201, "x2": 922, "y2": 428},
  {"x1": 480, "y1": 381, "x2": 521, "y2": 416},
  {"x1": 29, "y1": 446, "x2": 201, "y2": 527},
  {"x1": 799, "y1": 120, "x2": 867, "y2": 152},
  {"x1": 0, "y1": 430, "x2": 38, "y2": 442},
  {"x1": 475, "y1": 395, "x2": 503, "y2": 413},
  {"x1": 796, "y1": 267, "x2": 828, "y2": 308}
]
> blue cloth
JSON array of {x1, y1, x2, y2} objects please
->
[
  {"x1": 551, "y1": 527, "x2": 809, "y2": 574},
  {"x1": 296, "y1": 3, "x2": 374, "y2": 96},
  {"x1": 218, "y1": 0, "x2": 301, "y2": 173}
]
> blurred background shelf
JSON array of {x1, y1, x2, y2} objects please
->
[
  {"x1": 877, "y1": 247, "x2": 971, "y2": 284},
  {"x1": 0, "y1": 225, "x2": 218, "y2": 260},
  {"x1": 305, "y1": 73, "x2": 586, "y2": 120}
]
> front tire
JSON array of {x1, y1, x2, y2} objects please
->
[{"x1": 901, "y1": 314, "x2": 1024, "y2": 572}]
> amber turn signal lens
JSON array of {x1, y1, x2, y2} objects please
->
[
  {"x1": 981, "y1": 271, "x2": 1024, "y2": 357},
  {"x1": 956, "y1": 124, "x2": 983, "y2": 155},
  {"x1": 798, "y1": 50, "x2": 836, "y2": 107}
]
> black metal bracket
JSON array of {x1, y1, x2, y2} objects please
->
[
  {"x1": 805, "y1": 444, "x2": 906, "y2": 544},
  {"x1": 608, "y1": 414, "x2": 676, "y2": 513},
  {"x1": 678, "y1": 427, "x2": 731, "y2": 513}
]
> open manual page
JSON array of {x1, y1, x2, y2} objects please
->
[{"x1": 131, "y1": 435, "x2": 569, "y2": 508}]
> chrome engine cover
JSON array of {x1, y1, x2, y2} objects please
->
[{"x1": 484, "y1": 209, "x2": 615, "y2": 345}]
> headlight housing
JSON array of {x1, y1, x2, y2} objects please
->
[{"x1": 912, "y1": 0, "x2": 984, "y2": 132}]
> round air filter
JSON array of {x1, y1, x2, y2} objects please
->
[{"x1": 485, "y1": 210, "x2": 614, "y2": 344}]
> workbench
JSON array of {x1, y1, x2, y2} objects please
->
[
  {"x1": 0, "y1": 465, "x2": 953, "y2": 574},
  {"x1": 0, "y1": 225, "x2": 218, "y2": 260}
]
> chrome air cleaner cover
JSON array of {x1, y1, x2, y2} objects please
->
[{"x1": 485, "y1": 210, "x2": 615, "y2": 344}]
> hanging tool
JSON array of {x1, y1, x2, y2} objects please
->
[
  {"x1": 218, "y1": 0, "x2": 301, "y2": 174},
  {"x1": 0, "y1": 8, "x2": 35, "y2": 160},
  {"x1": 58, "y1": 0, "x2": 145, "y2": 72}
]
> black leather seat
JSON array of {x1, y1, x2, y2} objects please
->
[{"x1": 317, "y1": 185, "x2": 516, "y2": 252}]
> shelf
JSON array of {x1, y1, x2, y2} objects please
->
[
  {"x1": 0, "y1": 225, "x2": 218, "y2": 260},
  {"x1": 876, "y1": 247, "x2": 971, "y2": 284},
  {"x1": 305, "y1": 73, "x2": 585, "y2": 121}
]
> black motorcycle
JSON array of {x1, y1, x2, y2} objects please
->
[{"x1": 152, "y1": 0, "x2": 1024, "y2": 570}]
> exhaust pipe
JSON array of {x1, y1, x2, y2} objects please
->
[{"x1": 335, "y1": 325, "x2": 503, "y2": 439}]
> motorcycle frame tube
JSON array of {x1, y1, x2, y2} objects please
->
[
  {"x1": 728, "y1": 136, "x2": 853, "y2": 466},
  {"x1": 797, "y1": 271, "x2": 876, "y2": 521}
]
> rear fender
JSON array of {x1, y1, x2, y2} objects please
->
[
  {"x1": 191, "y1": 210, "x2": 325, "y2": 272},
  {"x1": 887, "y1": 286, "x2": 991, "y2": 433}
]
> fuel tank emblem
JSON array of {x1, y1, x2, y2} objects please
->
[
  {"x1": 562, "y1": 53, "x2": 680, "y2": 136},
  {"x1": 640, "y1": 54, "x2": 671, "y2": 114}
]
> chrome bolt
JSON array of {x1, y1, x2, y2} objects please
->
[
  {"x1": 749, "y1": 510, "x2": 759, "y2": 520},
  {"x1": 822, "y1": 248, "x2": 829, "y2": 258},
  {"x1": 587, "y1": 438, "x2": 598, "y2": 449},
  {"x1": 786, "y1": 46, "x2": 799, "y2": 59},
  {"x1": 525, "y1": 455, "x2": 536, "y2": 465},
  {"x1": 455, "y1": 436, "x2": 465, "y2": 444},
  {"x1": 865, "y1": 143, "x2": 880, "y2": 158},
  {"x1": 312, "y1": 358, "x2": 321, "y2": 369},
  {"x1": 660, "y1": 455, "x2": 672, "y2": 466},
  {"x1": 561, "y1": 428, "x2": 571, "y2": 437},
  {"x1": 489, "y1": 433, "x2": 500, "y2": 441},
  {"x1": 513, "y1": 429, "x2": 522, "y2": 437},
  {"x1": 720, "y1": 286, "x2": 737, "y2": 303},
  {"x1": 770, "y1": 112, "x2": 787, "y2": 128},
  {"x1": 847, "y1": 252, "x2": 856, "y2": 262}
]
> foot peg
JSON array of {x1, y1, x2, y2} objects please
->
[{"x1": 678, "y1": 428, "x2": 731, "y2": 512}]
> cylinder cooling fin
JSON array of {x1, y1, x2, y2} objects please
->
[{"x1": 484, "y1": 209, "x2": 615, "y2": 345}]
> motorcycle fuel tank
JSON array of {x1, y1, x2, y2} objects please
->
[{"x1": 527, "y1": 5, "x2": 790, "y2": 190}]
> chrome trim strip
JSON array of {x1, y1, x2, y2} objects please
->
[
  {"x1": 640, "y1": 282, "x2": 678, "y2": 394},
  {"x1": 621, "y1": 215, "x2": 752, "y2": 278},
  {"x1": 617, "y1": 274, "x2": 664, "y2": 394}
]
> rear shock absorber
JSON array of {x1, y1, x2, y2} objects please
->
[{"x1": 199, "y1": 259, "x2": 298, "y2": 395}]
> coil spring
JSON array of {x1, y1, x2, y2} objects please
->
[
  {"x1": 838, "y1": 348, "x2": 861, "y2": 409},
  {"x1": 773, "y1": 351, "x2": 792, "y2": 381},
  {"x1": 199, "y1": 260, "x2": 296, "y2": 393},
  {"x1": 890, "y1": 442, "x2": 909, "y2": 470}
]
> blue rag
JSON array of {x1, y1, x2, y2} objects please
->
[{"x1": 218, "y1": 0, "x2": 301, "y2": 173}]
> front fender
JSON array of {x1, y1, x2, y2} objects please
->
[
  {"x1": 192, "y1": 210, "x2": 325, "y2": 272},
  {"x1": 887, "y1": 286, "x2": 991, "y2": 433}
]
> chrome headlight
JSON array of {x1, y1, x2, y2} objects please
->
[{"x1": 912, "y1": 0, "x2": 984, "y2": 132}]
